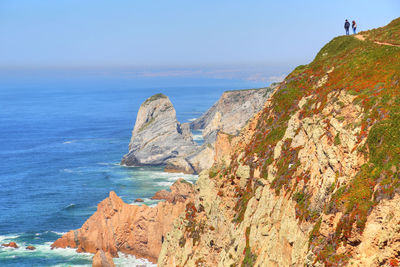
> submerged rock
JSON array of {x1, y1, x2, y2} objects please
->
[
  {"x1": 121, "y1": 93, "x2": 198, "y2": 166},
  {"x1": 26, "y1": 245, "x2": 36, "y2": 250}
]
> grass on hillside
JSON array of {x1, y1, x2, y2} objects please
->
[{"x1": 211, "y1": 17, "x2": 400, "y2": 266}]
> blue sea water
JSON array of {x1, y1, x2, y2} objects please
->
[{"x1": 0, "y1": 75, "x2": 264, "y2": 266}]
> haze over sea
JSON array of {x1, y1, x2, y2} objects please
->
[{"x1": 0, "y1": 74, "x2": 265, "y2": 266}]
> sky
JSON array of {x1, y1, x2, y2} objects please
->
[{"x1": 0, "y1": 0, "x2": 398, "y2": 82}]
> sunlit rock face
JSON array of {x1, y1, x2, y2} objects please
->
[{"x1": 121, "y1": 93, "x2": 198, "y2": 166}]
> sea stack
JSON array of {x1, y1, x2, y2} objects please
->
[{"x1": 121, "y1": 93, "x2": 198, "y2": 166}]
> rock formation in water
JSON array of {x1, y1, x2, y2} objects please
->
[
  {"x1": 158, "y1": 18, "x2": 400, "y2": 266},
  {"x1": 121, "y1": 89, "x2": 275, "y2": 175},
  {"x1": 121, "y1": 93, "x2": 198, "y2": 166},
  {"x1": 165, "y1": 87, "x2": 276, "y2": 174},
  {"x1": 55, "y1": 18, "x2": 400, "y2": 267},
  {"x1": 52, "y1": 179, "x2": 194, "y2": 263},
  {"x1": 2, "y1": 242, "x2": 18, "y2": 248}
]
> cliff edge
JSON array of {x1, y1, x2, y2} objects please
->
[{"x1": 158, "y1": 18, "x2": 400, "y2": 266}]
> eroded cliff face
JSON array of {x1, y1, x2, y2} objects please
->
[
  {"x1": 158, "y1": 18, "x2": 400, "y2": 266},
  {"x1": 166, "y1": 87, "x2": 276, "y2": 174},
  {"x1": 121, "y1": 93, "x2": 198, "y2": 166},
  {"x1": 191, "y1": 87, "x2": 276, "y2": 144},
  {"x1": 52, "y1": 179, "x2": 194, "y2": 263}
]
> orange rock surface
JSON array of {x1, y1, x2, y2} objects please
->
[
  {"x1": 92, "y1": 250, "x2": 115, "y2": 267},
  {"x1": 2, "y1": 242, "x2": 18, "y2": 248},
  {"x1": 52, "y1": 179, "x2": 193, "y2": 263}
]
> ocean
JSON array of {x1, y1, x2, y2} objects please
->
[{"x1": 0, "y1": 75, "x2": 264, "y2": 266}]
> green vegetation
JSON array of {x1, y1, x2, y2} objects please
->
[
  {"x1": 306, "y1": 19, "x2": 400, "y2": 265},
  {"x1": 208, "y1": 166, "x2": 219, "y2": 178},
  {"x1": 334, "y1": 133, "x2": 341, "y2": 146},
  {"x1": 232, "y1": 183, "x2": 253, "y2": 224},
  {"x1": 138, "y1": 117, "x2": 155, "y2": 132},
  {"x1": 196, "y1": 18, "x2": 400, "y2": 266},
  {"x1": 363, "y1": 17, "x2": 400, "y2": 45},
  {"x1": 242, "y1": 227, "x2": 257, "y2": 267},
  {"x1": 244, "y1": 18, "x2": 399, "y2": 265},
  {"x1": 144, "y1": 93, "x2": 167, "y2": 104},
  {"x1": 225, "y1": 87, "x2": 271, "y2": 93}
]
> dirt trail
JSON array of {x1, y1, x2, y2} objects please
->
[{"x1": 354, "y1": 34, "x2": 400, "y2": 47}]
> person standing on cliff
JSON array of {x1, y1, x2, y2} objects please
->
[
  {"x1": 352, "y1": 20, "x2": 357, "y2": 34},
  {"x1": 344, "y1": 19, "x2": 350, "y2": 35}
]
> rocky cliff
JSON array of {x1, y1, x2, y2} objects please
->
[
  {"x1": 165, "y1": 87, "x2": 276, "y2": 174},
  {"x1": 52, "y1": 179, "x2": 194, "y2": 264},
  {"x1": 191, "y1": 86, "x2": 276, "y2": 144},
  {"x1": 158, "y1": 18, "x2": 400, "y2": 266},
  {"x1": 122, "y1": 88, "x2": 274, "y2": 175},
  {"x1": 121, "y1": 93, "x2": 198, "y2": 166}
]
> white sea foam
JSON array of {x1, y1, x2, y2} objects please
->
[
  {"x1": 62, "y1": 140, "x2": 77, "y2": 144},
  {"x1": 0, "y1": 241, "x2": 92, "y2": 259},
  {"x1": 192, "y1": 133, "x2": 204, "y2": 141},
  {"x1": 156, "y1": 181, "x2": 174, "y2": 187},
  {"x1": 188, "y1": 118, "x2": 197, "y2": 122},
  {"x1": 0, "y1": 234, "x2": 20, "y2": 243},
  {"x1": 114, "y1": 252, "x2": 156, "y2": 267},
  {"x1": 96, "y1": 162, "x2": 116, "y2": 166},
  {"x1": 129, "y1": 198, "x2": 158, "y2": 206},
  {"x1": 1, "y1": 239, "x2": 157, "y2": 267},
  {"x1": 65, "y1": 203, "x2": 76, "y2": 209}
]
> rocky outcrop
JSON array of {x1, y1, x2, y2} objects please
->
[
  {"x1": 151, "y1": 178, "x2": 194, "y2": 204},
  {"x1": 53, "y1": 18, "x2": 400, "y2": 267},
  {"x1": 164, "y1": 157, "x2": 195, "y2": 174},
  {"x1": 52, "y1": 179, "x2": 194, "y2": 263},
  {"x1": 92, "y1": 250, "x2": 115, "y2": 267},
  {"x1": 121, "y1": 93, "x2": 198, "y2": 166},
  {"x1": 191, "y1": 87, "x2": 276, "y2": 144},
  {"x1": 165, "y1": 87, "x2": 276, "y2": 174},
  {"x1": 122, "y1": 89, "x2": 275, "y2": 175},
  {"x1": 158, "y1": 19, "x2": 400, "y2": 266}
]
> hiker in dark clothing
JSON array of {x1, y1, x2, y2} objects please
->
[
  {"x1": 344, "y1": 19, "x2": 350, "y2": 35},
  {"x1": 352, "y1": 20, "x2": 357, "y2": 34}
]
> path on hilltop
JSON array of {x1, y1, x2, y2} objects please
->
[{"x1": 354, "y1": 34, "x2": 400, "y2": 47}]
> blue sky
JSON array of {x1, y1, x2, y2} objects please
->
[{"x1": 0, "y1": 0, "x2": 398, "y2": 82}]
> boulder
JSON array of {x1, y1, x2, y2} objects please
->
[
  {"x1": 2, "y1": 242, "x2": 18, "y2": 248},
  {"x1": 164, "y1": 157, "x2": 195, "y2": 174},
  {"x1": 26, "y1": 245, "x2": 36, "y2": 250},
  {"x1": 151, "y1": 178, "x2": 194, "y2": 204},
  {"x1": 134, "y1": 198, "x2": 144, "y2": 203},
  {"x1": 92, "y1": 250, "x2": 115, "y2": 267}
]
